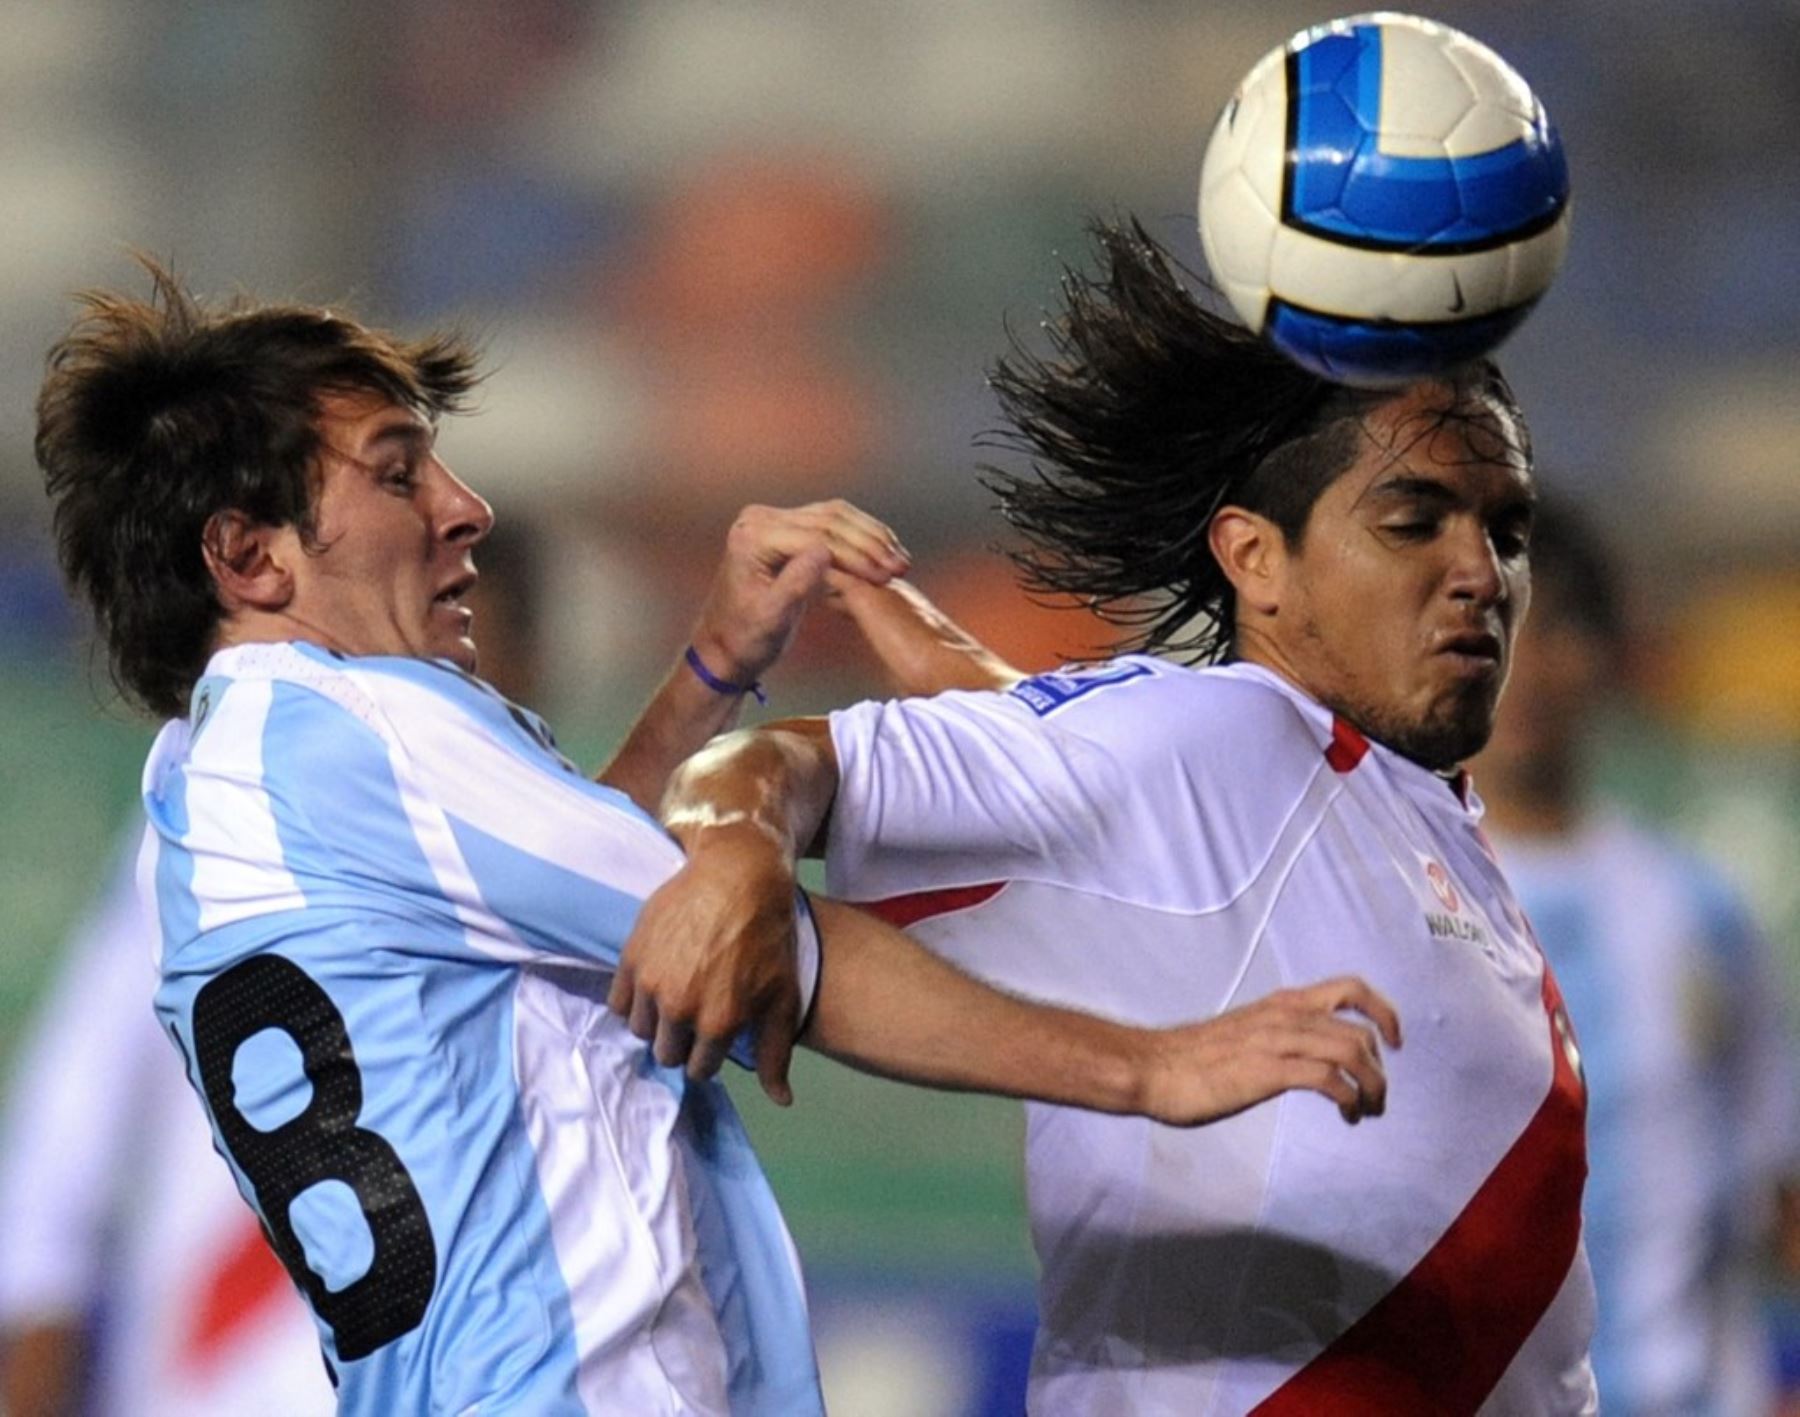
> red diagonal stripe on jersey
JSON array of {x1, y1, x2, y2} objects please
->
[
  {"x1": 176, "y1": 1214, "x2": 294, "y2": 1374},
  {"x1": 1252, "y1": 963, "x2": 1587, "y2": 1415},
  {"x1": 860, "y1": 881, "x2": 1006, "y2": 928}
]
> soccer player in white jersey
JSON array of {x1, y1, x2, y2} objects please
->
[
  {"x1": 34, "y1": 264, "x2": 1401, "y2": 1415},
  {"x1": 621, "y1": 221, "x2": 1600, "y2": 1414},
  {"x1": 1474, "y1": 497, "x2": 1800, "y2": 1414}
]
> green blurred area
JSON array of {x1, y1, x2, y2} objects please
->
[{"x1": 0, "y1": 664, "x2": 152, "y2": 1053}]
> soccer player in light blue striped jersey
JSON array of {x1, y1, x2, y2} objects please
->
[{"x1": 37, "y1": 266, "x2": 1401, "y2": 1415}]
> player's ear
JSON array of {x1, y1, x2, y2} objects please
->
[
  {"x1": 202, "y1": 509, "x2": 297, "y2": 614},
  {"x1": 1209, "y1": 505, "x2": 1285, "y2": 617}
]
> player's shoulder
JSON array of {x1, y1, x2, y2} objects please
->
[
  {"x1": 195, "y1": 641, "x2": 518, "y2": 743},
  {"x1": 1005, "y1": 656, "x2": 1332, "y2": 773},
  {"x1": 195, "y1": 640, "x2": 376, "y2": 715}
]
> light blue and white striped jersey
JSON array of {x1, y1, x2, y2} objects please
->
[
  {"x1": 138, "y1": 642, "x2": 823, "y2": 1416},
  {"x1": 1499, "y1": 815, "x2": 1800, "y2": 1417}
]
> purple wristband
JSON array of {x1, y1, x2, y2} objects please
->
[{"x1": 684, "y1": 644, "x2": 768, "y2": 705}]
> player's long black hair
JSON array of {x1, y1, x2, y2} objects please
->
[{"x1": 983, "y1": 218, "x2": 1511, "y2": 663}]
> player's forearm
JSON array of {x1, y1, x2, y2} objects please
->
[
  {"x1": 661, "y1": 718, "x2": 840, "y2": 862},
  {"x1": 800, "y1": 897, "x2": 1148, "y2": 1115},
  {"x1": 597, "y1": 649, "x2": 753, "y2": 815},
  {"x1": 833, "y1": 577, "x2": 1025, "y2": 697}
]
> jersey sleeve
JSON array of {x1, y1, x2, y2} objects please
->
[
  {"x1": 825, "y1": 680, "x2": 1121, "y2": 900},
  {"x1": 824, "y1": 658, "x2": 1321, "y2": 908}
]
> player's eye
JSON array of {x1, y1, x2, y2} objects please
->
[
  {"x1": 1490, "y1": 517, "x2": 1532, "y2": 559},
  {"x1": 1383, "y1": 518, "x2": 1438, "y2": 541},
  {"x1": 381, "y1": 463, "x2": 418, "y2": 492}
]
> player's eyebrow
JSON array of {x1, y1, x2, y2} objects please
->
[
  {"x1": 318, "y1": 416, "x2": 434, "y2": 475},
  {"x1": 1364, "y1": 475, "x2": 1461, "y2": 507},
  {"x1": 363, "y1": 418, "x2": 434, "y2": 456}
]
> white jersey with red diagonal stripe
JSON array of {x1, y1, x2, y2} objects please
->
[{"x1": 825, "y1": 657, "x2": 1597, "y2": 1416}]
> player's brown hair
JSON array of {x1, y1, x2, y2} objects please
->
[
  {"x1": 37, "y1": 261, "x2": 481, "y2": 718},
  {"x1": 984, "y1": 218, "x2": 1526, "y2": 662}
]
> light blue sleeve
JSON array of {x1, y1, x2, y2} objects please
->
[{"x1": 253, "y1": 674, "x2": 649, "y2": 973}]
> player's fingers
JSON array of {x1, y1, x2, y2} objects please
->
[
  {"x1": 607, "y1": 963, "x2": 636, "y2": 1019},
  {"x1": 1285, "y1": 1017, "x2": 1387, "y2": 1115},
  {"x1": 685, "y1": 1032, "x2": 734, "y2": 1085},
  {"x1": 1328, "y1": 1026, "x2": 1388, "y2": 1117},
  {"x1": 796, "y1": 499, "x2": 910, "y2": 572},
  {"x1": 1291, "y1": 975, "x2": 1403, "y2": 1049},
  {"x1": 775, "y1": 503, "x2": 909, "y2": 581},
  {"x1": 765, "y1": 543, "x2": 833, "y2": 611},
  {"x1": 653, "y1": 1014, "x2": 696, "y2": 1069},
  {"x1": 754, "y1": 991, "x2": 800, "y2": 1108},
  {"x1": 628, "y1": 987, "x2": 660, "y2": 1045},
  {"x1": 1286, "y1": 1057, "x2": 1365, "y2": 1124}
]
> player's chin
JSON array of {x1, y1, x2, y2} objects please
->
[
  {"x1": 436, "y1": 632, "x2": 480, "y2": 673},
  {"x1": 1415, "y1": 690, "x2": 1499, "y2": 770}
]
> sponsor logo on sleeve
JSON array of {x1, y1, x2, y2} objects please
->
[{"x1": 1008, "y1": 661, "x2": 1155, "y2": 717}]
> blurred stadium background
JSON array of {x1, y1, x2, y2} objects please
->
[{"x1": 1, "y1": 2, "x2": 1796, "y2": 1413}]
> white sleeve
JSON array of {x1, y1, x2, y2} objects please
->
[
  {"x1": 0, "y1": 847, "x2": 165, "y2": 1324},
  {"x1": 824, "y1": 660, "x2": 1325, "y2": 910},
  {"x1": 824, "y1": 691, "x2": 1106, "y2": 900},
  {"x1": 822, "y1": 657, "x2": 1205, "y2": 903}
]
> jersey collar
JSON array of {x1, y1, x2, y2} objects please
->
[{"x1": 1214, "y1": 662, "x2": 1486, "y2": 822}]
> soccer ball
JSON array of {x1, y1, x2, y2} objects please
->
[{"x1": 1198, "y1": 11, "x2": 1570, "y2": 387}]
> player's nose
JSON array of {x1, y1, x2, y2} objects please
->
[
  {"x1": 1445, "y1": 521, "x2": 1505, "y2": 605},
  {"x1": 434, "y1": 461, "x2": 494, "y2": 547}
]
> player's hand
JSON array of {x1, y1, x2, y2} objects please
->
[
  {"x1": 608, "y1": 822, "x2": 804, "y2": 1104},
  {"x1": 1138, "y1": 976, "x2": 1402, "y2": 1128},
  {"x1": 824, "y1": 572, "x2": 1026, "y2": 696},
  {"x1": 689, "y1": 501, "x2": 911, "y2": 688}
]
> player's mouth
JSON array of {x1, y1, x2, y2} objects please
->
[
  {"x1": 1435, "y1": 630, "x2": 1503, "y2": 677},
  {"x1": 432, "y1": 572, "x2": 478, "y2": 619}
]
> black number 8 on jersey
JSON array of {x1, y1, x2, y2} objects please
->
[{"x1": 191, "y1": 954, "x2": 437, "y2": 1361}]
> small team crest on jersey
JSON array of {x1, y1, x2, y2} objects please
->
[
  {"x1": 1008, "y1": 660, "x2": 1155, "y2": 717},
  {"x1": 1424, "y1": 859, "x2": 1462, "y2": 913}
]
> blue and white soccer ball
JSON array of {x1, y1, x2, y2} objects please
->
[{"x1": 1198, "y1": 11, "x2": 1570, "y2": 387}]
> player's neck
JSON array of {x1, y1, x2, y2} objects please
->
[
  {"x1": 1227, "y1": 628, "x2": 1315, "y2": 704},
  {"x1": 213, "y1": 609, "x2": 358, "y2": 662}
]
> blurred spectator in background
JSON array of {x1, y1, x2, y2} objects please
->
[
  {"x1": 1474, "y1": 495, "x2": 1800, "y2": 1415},
  {"x1": 0, "y1": 844, "x2": 333, "y2": 1417}
]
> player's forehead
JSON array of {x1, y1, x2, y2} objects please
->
[
  {"x1": 1336, "y1": 378, "x2": 1532, "y2": 510},
  {"x1": 314, "y1": 389, "x2": 434, "y2": 463}
]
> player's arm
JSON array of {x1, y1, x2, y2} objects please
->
[
  {"x1": 597, "y1": 502, "x2": 910, "y2": 814},
  {"x1": 617, "y1": 803, "x2": 1400, "y2": 1122},
  {"x1": 802, "y1": 896, "x2": 1399, "y2": 1126},
  {"x1": 608, "y1": 720, "x2": 838, "y2": 1101},
  {"x1": 825, "y1": 573, "x2": 1026, "y2": 696}
]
